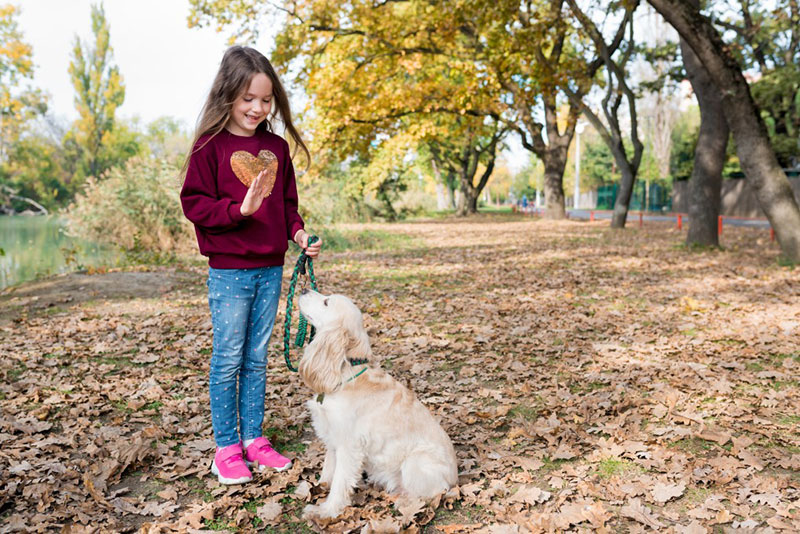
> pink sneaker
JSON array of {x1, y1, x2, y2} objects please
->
[
  {"x1": 211, "y1": 443, "x2": 253, "y2": 484},
  {"x1": 245, "y1": 437, "x2": 292, "y2": 472}
]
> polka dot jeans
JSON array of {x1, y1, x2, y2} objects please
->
[{"x1": 207, "y1": 266, "x2": 283, "y2": 448}]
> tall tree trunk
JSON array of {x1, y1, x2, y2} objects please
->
[
  {"x1": 458, "y1": 177, "x2": 479, "y2": 216},
  {"x1": 680, "y1": 17, "x2": 728, "y2": 247},
  {"x1": 564, "y1": 0, "x2": 642, "y2": 229},
  {"x1": 649, "y1": 0, "x2": 800, "y2": 261},
  {"x1": 543, "y1": 147, "x2": 568, "y2": 219},
  {"x1": 612, "y1": 157, "x2": 636, "y2": 228}
]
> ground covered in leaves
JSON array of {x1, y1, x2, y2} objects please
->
[{"x1": 1, "y1": 216, "x2": 798, "y2": 533}]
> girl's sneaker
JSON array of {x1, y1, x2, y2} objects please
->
[
  {"x1": 245, "y1": 437, "x2": 293, "y2": 472},
  {"x1": 211, "y1": 443, "x2": 253, "y2": 484}
]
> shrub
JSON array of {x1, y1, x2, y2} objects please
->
[{"x1": 64, "y1": 157, "x2": 195, "y2": 259}]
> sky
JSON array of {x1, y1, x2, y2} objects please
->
[{"x1": 16, "y1": 0, "x2": 529, "y2": 170}]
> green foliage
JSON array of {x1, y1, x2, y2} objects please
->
[
  {"x1": 0, "y1": 4, "x2": 47, "y2": 152},
  {"x1": 64, "y1": 157, "x2": 195, "y2": 259},
  {"x1": 4, "y1": 133, "x2": 70, "y2": 211},
  {"x1": 144, "y1": 116, "x2": 191, "y2": 165},
  {"x1": 300, "y1": 139, "x2": 437, "y2": 225},
  {"x1": 68, "y1": 3, "x2": 130, "y2": 183},
  {"x1": 751, "y1": 67, "x2": 800, "y2": 168},
  {"x1": 715, "y1": 0, "x2": 800, "y2": 167},
  {"x1": 669, "y1": 109, "x2": 699, "y2": 182},
  {"x1": 581, "y1": 135, "x2": 618, "y2": 187},
  {"x1": 0, "y1": 4, "x2": 49, "y2": 212},
  {"x1": 511, "y1": 156, "x2": 543, "y2": 200}
]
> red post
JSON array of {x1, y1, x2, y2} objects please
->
[
  {"x1": 677, "y1": 214, "x2": 682, "y2": 230},
  {"x1": 639, "y1": 212, "x2": 643, "y2": 227},
  {"x1": 590, "y1": 211, "x2": 595, "y2": 222},
  {"x1": 718, "y1": 215, "x2": 723, "y2": 236},
  {"x1": 770, "y1": 227, "x2": 775, "y2": 241}
]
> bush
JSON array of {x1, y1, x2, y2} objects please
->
[{"x1": 64, "y1": 157, "x2": 195, "y2": 260}]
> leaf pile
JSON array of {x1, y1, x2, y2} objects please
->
[{"x1": 1, "y1": 217, "x2": 798, "y2": 533}]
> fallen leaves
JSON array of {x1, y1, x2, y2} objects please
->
[
  {"x1": 1, "y1": 219, "x2": 799, "y2": 532},
  {"x1": 651, "y1": 481, "x2": 686, "y2": 504}
]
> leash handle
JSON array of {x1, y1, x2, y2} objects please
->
[{"x1": 283, "y1": 235, "x2": 319, "y2": 372}]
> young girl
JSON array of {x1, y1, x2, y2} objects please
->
[{"x1": 180, "y1": 46, "x2": 322, "y2": 485}]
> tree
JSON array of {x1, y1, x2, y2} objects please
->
[
  {"x1": 188, "y1": 0, "x2": 623, "y2": 219},
  {"x1": 0, "y1": 5, "x2": 46, "y2": 160},
  {"x1": 715, "y1": 0, "x2": 800, "y2": 168},
  {"x1": 681, "y1": 0, "x2": 729, "y2": 247},
  {"x1": 68, "y1": 3, "x2": 126, "y2": 182},
  {"x1": 425, "y1": 117, "x2": 506, "y2": 215},
  {"x1": 562, "y1": 0, "x2": 643, "y2": 228},
  {"x1": 648, "y1": 0, "x2": 800, "y2": 261},
  {"x1": 462, "y1": 0, "x2": 632, "y2": 220},
  {"x1": 0, "y1": 4, "x2": 49, "y2": 213}
]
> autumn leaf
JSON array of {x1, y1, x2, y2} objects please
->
[
  {"x1": 651, "y1": 482, "x2": 686, "y2": 504},
  {"x1": 256, "y1": 501, "x2": 282, "y2": 523},
  {"x1": 620, "y1": 498, "x2": 665, "y2": 529}
]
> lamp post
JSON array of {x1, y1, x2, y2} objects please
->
[{"x1": 574, "y1": 122, "x2": 585, "y2": 210}]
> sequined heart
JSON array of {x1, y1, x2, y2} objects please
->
[{"x1": 230, "y1": 150, "x2": 278, "y2": 194}]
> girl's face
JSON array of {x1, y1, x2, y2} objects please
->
[{"x1": 226, "y1": 73, "x2": 274, "y2": 137}]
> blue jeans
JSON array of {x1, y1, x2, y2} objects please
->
[{"x1": 207, "y1": 266, "x2": 283, "y2": 447}]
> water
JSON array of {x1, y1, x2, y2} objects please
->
[{"x1": 0, "y1": 216, "x2": 122, "y2": 290}]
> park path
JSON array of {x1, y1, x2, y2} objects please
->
[{"x1": 1, "y1": 216, "x2": 798, "y2": 533}]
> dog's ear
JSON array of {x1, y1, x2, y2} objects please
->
[
  {"x1": 299, "y1": 328, "x2": 348, "y2": 394},
  {"x1": 346, "y1": 321, "x2": 372, "y2": 363}
]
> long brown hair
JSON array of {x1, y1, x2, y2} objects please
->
[{"x1": 180, "y1": 46, "x2": 310, "y2": 180}]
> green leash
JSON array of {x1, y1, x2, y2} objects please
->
[{"x1": 283, "y1": 235, "x2": 319, "y2": 372}]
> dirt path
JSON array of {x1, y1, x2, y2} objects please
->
[{"x1": 1, "y1": 217, "x2": 798, "y2": 533}]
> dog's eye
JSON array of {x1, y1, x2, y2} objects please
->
[{"x1": 323, "y1": 298, "x2": 329, "y2": 307}]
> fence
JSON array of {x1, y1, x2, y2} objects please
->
[{"x1": 596, "y1": 183, "x2": 672, "y2": 212}]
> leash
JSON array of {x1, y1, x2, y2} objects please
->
[{"x1": 282, "y1": 235, "x2": 319, "y2": 372}]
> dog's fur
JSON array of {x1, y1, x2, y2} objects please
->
[{"x1": 297, "y1": 290, "x2": 458, "y2": 519}]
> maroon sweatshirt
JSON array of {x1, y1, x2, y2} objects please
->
[{"x1": 180, "y1": 128, "x2": 304, "y2": 268}]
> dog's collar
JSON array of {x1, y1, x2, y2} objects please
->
[
  {"x1": 349, "y1": 358, "x2": 368, "y2": 366},
  {"x1": 316, "y1": 366, "x2": 368, "y2": 404}
]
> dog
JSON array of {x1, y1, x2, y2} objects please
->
[{"x1": 296, "y1": 289, "x2": 458, "y2": 519}]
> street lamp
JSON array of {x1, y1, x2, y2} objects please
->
[{"x1": 574, "y1": 121, "x2": 585, "y2": 210}]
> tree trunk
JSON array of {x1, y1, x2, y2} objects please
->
[
  {"x1": 456, "y1": 184, "x2": 479, "y2": 216},
  {"x1": 681, "y1": 25, "x2": 728, "y2": 247},
  {"x1": 543, "y1": 144, "x2": 569, "y2": 219},
  {"x1": 649, "y1": 0, "x2": 800, "y2": 261},
  {"x1": 611, "y1": 157, "x2": 636, "y2": 228}
]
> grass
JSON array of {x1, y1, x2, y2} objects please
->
[
  {"x1": 183, "y1": 476, "x2": 214, "y2": 503},
  {"x1": 596, "y1": 458, "x2": 644, "y2": 479},
  {"x1": 669, "y1": 437, "x2": 717, "y2": 455},
  {"x1": 143, "y1": 401, "x2": 164, "y2": 412},
  {"x1": 508, "y1": 404, "x2": 539, "y2": 421},
  {"x1": 423, "y1": 502, "x2": 489, "y2": 532},
  {"x1": 777, "y1": 414, "x2": 800, "y2": 425},
  {"x1": 203, "y1": 517, "x2": 236, "y2": 531},
  {"x1": 312, "y1": 227, "x2": 419, "y2": 253},
  {"x1": 263, "y1": 424, "x2": 308, "y2": 454}
]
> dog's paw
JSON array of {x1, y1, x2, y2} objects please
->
[
  {"x1": 302, "y1": 504, "x2": 320, "y2": 519},
  {"x1": 303, "y1": 502, "x2": 343, "y2": 519}
]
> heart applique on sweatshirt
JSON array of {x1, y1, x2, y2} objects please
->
[{"x1": 230, "y1": 150, "x2": 278, "y2": 194}]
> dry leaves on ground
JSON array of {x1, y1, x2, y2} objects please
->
[{"x1": 1, "y1": 216, "x2": 798, "y2": 533}]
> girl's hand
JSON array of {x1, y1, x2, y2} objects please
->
[
  {"x1": 240, "y1": 169, "x2": 271, "y2": 216},
  {"x1": 294, "y1": 230, "x2": 322, "y2": 258}
]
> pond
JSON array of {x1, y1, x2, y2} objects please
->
[{"x1": 0, "y1": 215, "x2": 122, "y2": 290}]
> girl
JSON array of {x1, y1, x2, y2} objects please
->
[{"x1": 180, "y1": 46, "x2": 322, "y2": 485}]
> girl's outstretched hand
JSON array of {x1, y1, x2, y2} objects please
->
[
  {"x1": 240, "y1": 169, "x2": 271, "y2": 216},
  {"x1": 294, "y1": 230, "x2": 322, "y2": 258}
]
